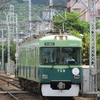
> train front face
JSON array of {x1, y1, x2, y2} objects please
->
[{"x1": 39, "y1": 35, "x2": 82, "y2": 97}]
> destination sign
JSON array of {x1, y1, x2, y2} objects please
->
[{"x1": 44, "y1": 42, "x2": 55, "y2": 46}]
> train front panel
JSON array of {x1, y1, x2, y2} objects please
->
[{"x1": 39, "y1": 35, "x2": 82, "y2": 97}]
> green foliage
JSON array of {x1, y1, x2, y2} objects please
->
[
  {"x1": 96, "y1": 21, "x2": 100, "y2": 29},
  {"x1": 70, "y1": 30, "x2": 83, "y2": 39},
  {"x1": 0, "y1": 39, "x2": 16, "y2": 63},
  {"x1": 96, "y1": 33, "x2": 100, "y2": 56},
  {"x1": 10, "y1": 39, "x2": 16, "y2": 62},
  {"x1": 53, "y1": 11, "x2": 89, "y2": 34},
  {"x1": 70, "y1": 29, "x2": 100, "y2": 56},
  {"x1": 53, "y1": 11, "x2": 100, "y2": 56}
]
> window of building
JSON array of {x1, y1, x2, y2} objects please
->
[
  {"x1": 98, "y1": 9, "x2": 100, "y2": 16},
  {"x1": 96, "y1": 9, "x2": 100, "y2": 21}
]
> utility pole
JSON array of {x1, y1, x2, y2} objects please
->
[
  {"x1": 29, "y1": 0, "x2": 32, "y2": 36},
  {"x1": 79, "y1": 0, "x2": 97, "y2": 94},
  {"x1": 88, "y1": 0, "x2": 97, "y2": 93},
  {"x1": 49, "y1": 0, "x2": 53, "y2": 20},
  {"x1": 49, "y1": 0, "x2": 54, "y2": 30},
  {"x1": 7, "y1": 5, "x2": 15, "y2": 75},
  {"x1": 67, "y1": 0, "x2": 71, "y2": 12},
  {"x1": 1, "y1": 28, "x2": 4, "y2": 72},
  {"x1": 15, "y1": 14, "x2": 18, "y2": 75},
  {"x1": 23, "y1": 0, "x2": 32, "y2": 36},
  {"x1": 7, "y1": 13, "x2": 10, "y2": 75}
]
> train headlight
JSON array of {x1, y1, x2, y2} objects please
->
[
  {"x1": 72, "y1": 68, "x2": 80, "y2": 75},
  {"x1": 55, "y1": 36, "x2": 67, "y2": 40},
  {"x1": 56, "y1": 36, "x2": 60, "y2": 40},
  {"x1": 63, "y1": 36, "x2": 67, "y2": 40}
]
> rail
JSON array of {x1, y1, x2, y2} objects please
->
[
  {"x1": 0, "y1": 75, "x2": 20, "y2": 89},
  {"x1": 0, "y1": 86, "x2": 19, "y2": 100}
]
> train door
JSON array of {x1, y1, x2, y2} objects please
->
[
  {"x1": 28, "y1": 47, "x2": 32, "y2": 79},
  {"x1": 23, "y1": 47, "x2": 26, "y2": 78},
  {"x1": 26, "y1": 45, "x2": 29, "y2": 79},
  {"x1": 30, "y1": 45, "x2": 35, "y2": 80}
]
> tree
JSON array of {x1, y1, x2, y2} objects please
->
[
  {"x1": 53, "y1": 11, "x2": 89, "y2": 34},
  {"x1": 2, "y1": 39, "x2": 16, "y2": 63},
  {"x1": 53, "y1": 11, "x2": 100, "y2": 56},
  {"x1": 10, "y1": 39, "x2": 16, "y2": 62},
  {"x1": 96, "y1": 33, "x2": 100, "y2": 56}
]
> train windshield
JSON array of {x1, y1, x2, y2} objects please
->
[{"x1": 40, "y1": 47, "x2": 82, "y2": 65}]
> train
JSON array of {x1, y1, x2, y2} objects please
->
[{"x1": 15, "y1": 33, "x2": 83, "y2": 99}]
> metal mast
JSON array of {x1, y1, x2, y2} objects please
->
[
  {"x1": 88, "y1": 0, "x2": 97, "y2": 92},
  {"x1": 29, "y1": 0, "x2": 32, "y2": 36},
  {"x1": 79, "y1": 0, "x2": 97, "y2": 93},
  {"x1": 7, "y1": 5, "x2": 15, "y2": 75},
  {"x1": 1, "y1": 28, "x2": 4, "y2": 72},
  {"x1": 15, "y1": 14, "x2": 18, "y2": 75},
  {"x1": 49, "y1": 0, "x2": 54, "y2": 30},
  {"x1": 49, "y1": 0, "x2": 53, "y2": 20}
]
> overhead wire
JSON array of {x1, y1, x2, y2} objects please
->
[
  {"x1": 76, "y1": 0, "x2": 100, "y2": 18},
  {"x1": 68, "y1": 0, "x2": 100, "y2": 33},
  {"x1": 53, "y1": 0, "x2": 100, "y2": 33},
  {"x1": 70, "y1": 0, "x2": 78, "y2": 8},
  {"x1": 62, "y1": 0, "x2": 100, "y2": 22},
  {"x1": 18, "y1": 0, "x2": 50, "y2": 28}
]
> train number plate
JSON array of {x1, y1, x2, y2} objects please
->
[{"x1": 57, "y1": 69, "x2": 65, "y2": 73}]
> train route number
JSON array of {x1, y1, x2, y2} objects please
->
[{"x1": 57, "y1": 69, "x2": 65, "y2": 73}]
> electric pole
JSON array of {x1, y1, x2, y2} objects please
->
[
  {"x1": 88, "y1": 0, "x2": 97, "y2": 93},
  {"x1": 1, "y1": 28, "x2": 4, "y2": 72},
  {"x1": 7, "y1": 5, "x2": 16, "y2": 75},
  {"x1": 29, "y1": 0, "x2": 32, "y2": 36},
  {"x1": 79, "y1": 0, "x2": 97, "y2": 94},
  {"x1": 15, "y1": 14, "x2": 18, "y2": 75}
]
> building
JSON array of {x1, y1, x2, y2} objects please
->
[{"x1": 68, "y1": 0, "x2": 100, "y2": 22}]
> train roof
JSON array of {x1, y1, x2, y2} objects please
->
[
  {"x1": 40, "y1": 35, "x2": 81, "y2": 41},
  {"x1": 19, "y1": 34, "x2": 82, "y2": 48}
]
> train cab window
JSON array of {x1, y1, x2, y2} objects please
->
[{"x1": 40, "y1": 47, "x2": 82, "y2": 65}]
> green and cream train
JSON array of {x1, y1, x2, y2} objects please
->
[{"x1": 16, "y1": 34, "x2": 83, "y2": 97}]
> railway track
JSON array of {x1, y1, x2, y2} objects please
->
[
  {"x1": 0, "y1": 86, "x2": 19, "y2": 100},
  {"x1": 0, "y1": 75, "x2": 20, "y2": 89},
  {"x1": 0, "y1": 74, "x2": 96, "y2": 100},
  {"x1": 0, "y1": 74, "x2": 75, "y2": 100},
  {"x1": 0, "y1": 74, "x2": 44, "y2": 100}
]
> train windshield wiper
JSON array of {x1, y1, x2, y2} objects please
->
[
  {"x1": 51, "y1": 65, "x2": 55, "y2": 69},
  {"x1": 51, "y1": 63, "x2": 55, "y2": 69},
  {"x1": 66, "y1": 64, "x2": 71, "y2": 68}
]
